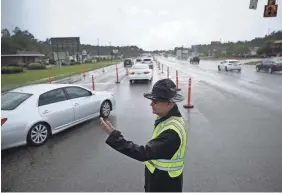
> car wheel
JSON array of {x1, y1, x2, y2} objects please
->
[
  {"x1": 238, "y1": 69, "x2": 241, "y2": 72},
  {"x1": 268, "y1": 67, "x2": 273, "y2": 74},
  {"x1": 129, "y1": 80, "x2": 133, "y2": 84},
  {"x1": 225, "y1": 66, "x2": 228, "y2": 71},
  {"x1": 27, "y1": 122, "x2": 50, "y2": 146},
  {"x1": 100, "y1": 100, "x2": 111, "y2": 118},
  {"x1": 256, "y1": 66, "x2": 260, "y2": 72},
  {"x1": 218, "y1": 66, "x2": 221, "y2": 71}
]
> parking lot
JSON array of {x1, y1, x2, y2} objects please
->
[{"x1": 2, "y1": 57, "x2": 282, "y2": 192}]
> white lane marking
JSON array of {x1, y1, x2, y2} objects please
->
[
  {"x1": 80, "y1": 82, "x2": 114, "y2": 85},
  {"x1": 120, "y1": 75, "x2": 128, "y2": 83}
]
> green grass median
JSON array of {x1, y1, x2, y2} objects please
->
[
  {"x1": 243, "y1": 60, "x2": 261, "y2": 65},
  {"x1": 200, "y1": 57, "x2": 229, "y2": 61},
  {"x1": 1, "y1": 60, "x2": 121, "y2": 92}
]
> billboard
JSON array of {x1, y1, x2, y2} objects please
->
[{"x1": 50, "y1": 37, "x2": 81, "y2": 61}]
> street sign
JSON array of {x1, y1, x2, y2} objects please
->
[
  {"x1": 249, "y1": 0, "x2": 258, "y2": 9},
  {"x1": 263, "y1": 4, "x2": 278, "y2": 17}
]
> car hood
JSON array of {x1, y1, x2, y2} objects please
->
[{"x1": 92, "y1": 90, "x2": 113, "y2": 96}]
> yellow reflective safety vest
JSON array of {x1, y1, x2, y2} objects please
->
[{"x1": 144, "y1": 116, "x2": 187, "y2": 178}]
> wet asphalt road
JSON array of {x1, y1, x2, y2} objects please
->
[{"x1": 2, "y1": 58, "x2": 282, "y2": 192}]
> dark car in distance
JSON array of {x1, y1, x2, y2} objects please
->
[
  {"x1": 124, "y1": 58, "x2": 133, "y2": 67},
  {"x1": 256, "y1": 57, "x2": 282, "y2": 73},
  {"x1": 190, "y1": 56, "x2": 200, "y2": 64}
]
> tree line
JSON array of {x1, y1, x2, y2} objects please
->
[
  {"x1": 2, "y1": 27, "x2": 281, "y2": 58},
  {"x1": 1, "y1": 27, "x2": 51, "y2": 56},
  {"x1": 149, "y1": 31, "x2": 282, "y2": 57},
  {"x1": 1, "y1": 27, "x2": 144, "y2": 58},
  {"x1": 195, "y1": 30, "x2": 282, "y2": 57}
]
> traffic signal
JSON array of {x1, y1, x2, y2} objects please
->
[
  {"x1": 268, "y1": 0, "x2": 276, "y2": 5},
  {"x1": 263, "y1": 4, "x2": 278, "y2": 17}
]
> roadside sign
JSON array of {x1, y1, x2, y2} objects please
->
[{"x1": 249, "y1": 0, "x2": 258, "y2": 9}]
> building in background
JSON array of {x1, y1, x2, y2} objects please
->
[
  {"x1": 175, "y1": 47, "x2": 190, "y2": 60},
  {"x1": 273, "y1": 40, "x2": 282, "y2": 56},
  {"x1": 1, "y1": 51, "x2": 45, "y2": 66}
]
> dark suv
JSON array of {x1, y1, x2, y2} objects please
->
[
  {"x1": 124, "y1": 58, "x2": 133, "y2": 67},
  {"x1": 190, "y1": 56, "x2": 200, "y2": 64},
  {"x1": 256, "y1": 57, "x2": 282, "y2": 73}
]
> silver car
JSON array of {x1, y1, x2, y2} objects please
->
[{"x1": 1, "y1": 84, "x2": 116, "y2": 150}]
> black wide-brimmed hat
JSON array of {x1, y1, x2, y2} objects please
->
[{"x1": 144, "y1": 79, "x2": 184, "y2": 102}]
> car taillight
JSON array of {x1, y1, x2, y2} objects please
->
[
  {"x1": 130, "y1": 72, "x2": 135, "y2": 75},
  {"x1": 274, "y1": 64, "x2": 278, "y2": 68},
  {"x1": 144, "y1": 72, "x2": 150, "y2": 74},
  {"x1": 1, "y1": 118, "x2": 7, "y2": 126}
]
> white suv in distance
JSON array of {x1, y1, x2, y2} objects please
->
[
  {"x1": 142, "y1": 58, "x2": 154, "y2": 69},
  {"x1": 218, "y1": 59, "x2": 242, "y2": 72}
]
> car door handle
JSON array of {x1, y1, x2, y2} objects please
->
[
  {"x1": 74, "y1": 103, "x2": 79, "y2": 106},
  {"x1": 43, "y1": 110, "x2": 49, "y2": 114}
]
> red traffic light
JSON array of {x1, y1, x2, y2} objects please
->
[{"x1": 263, "y1": 4, "x2": 278, "y2": 17}]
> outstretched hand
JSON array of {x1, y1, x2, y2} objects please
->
[{"x1": 100, "y1": 117, "x2": 114, "y2": 134}]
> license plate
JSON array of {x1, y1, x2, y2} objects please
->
[{"x1": 137, "y1": 72, "x2": 141, "y2": 75}]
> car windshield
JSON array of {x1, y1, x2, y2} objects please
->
[
  {"x1": 133, "y1": 64, "x2": 148, "y2": 69},
  {"x1": 1, "y1": 92, "x2": 32, "y2": 110},
  {"x1": 143, "y1": 59, "x2": 151, "y2": 62}
]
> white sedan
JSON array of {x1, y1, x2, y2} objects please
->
[
  {"x1": 129, "y1": 63, "x2": 153, "y2": 84},
  {"x1": 218, "y1": 59, "x2": 242, "y2": 72},
  {"x1": 1, "y1": 84, "x2": 116, "y2": 150}
]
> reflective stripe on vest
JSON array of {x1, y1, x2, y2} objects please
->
[{"x1": 144, "y1": 116, "x2": 187, "y2": 178}]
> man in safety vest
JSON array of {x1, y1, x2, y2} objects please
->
[{"x1": 100, "y1": 78, "x2": 188, "y2": 192}]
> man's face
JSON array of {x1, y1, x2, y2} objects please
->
[{"x1": 150, "y1": 100, "x2": 173, "y2": 116}]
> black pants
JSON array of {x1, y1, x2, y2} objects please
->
[{"x1": 144, "y1": 168, "x2": 183, "y2": 192}]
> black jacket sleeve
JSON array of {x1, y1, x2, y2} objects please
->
[{"x1": 105, "y1": 129, "x2": 181, "y2": 162}]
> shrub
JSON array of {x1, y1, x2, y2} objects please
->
[
  {"x1": 62, "y1": 61, "x2": 69, "y2": 66},
  {"x1": 27, "y1": 63, "x2": 46, "y2": 70},
  {"x1": 49, "y1": 59, "x2": 56, "y2": 64},
  {"x1": 70, "y1": 61, "x2": 81, "y2": 65},
  {"x1": 84, "y1": 60, "x2": 93, "y2": 63},
  {"x1": 1, "y1": 66, "x2": 24, "y2": 74},
  {"x1": 13, "y1": 62, "x2": 29, "y2": 68}
]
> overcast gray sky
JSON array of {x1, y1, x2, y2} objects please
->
[{"x1": 1, "y1": 0, "x2": 282, "y2": 50}]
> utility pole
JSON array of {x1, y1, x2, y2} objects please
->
[
  {"x1": 109, "y1": 41, "x2": 112, "y2": 65},
  {"x1": 97, "y1": 38, "x2": 100, "y2": 62}
]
